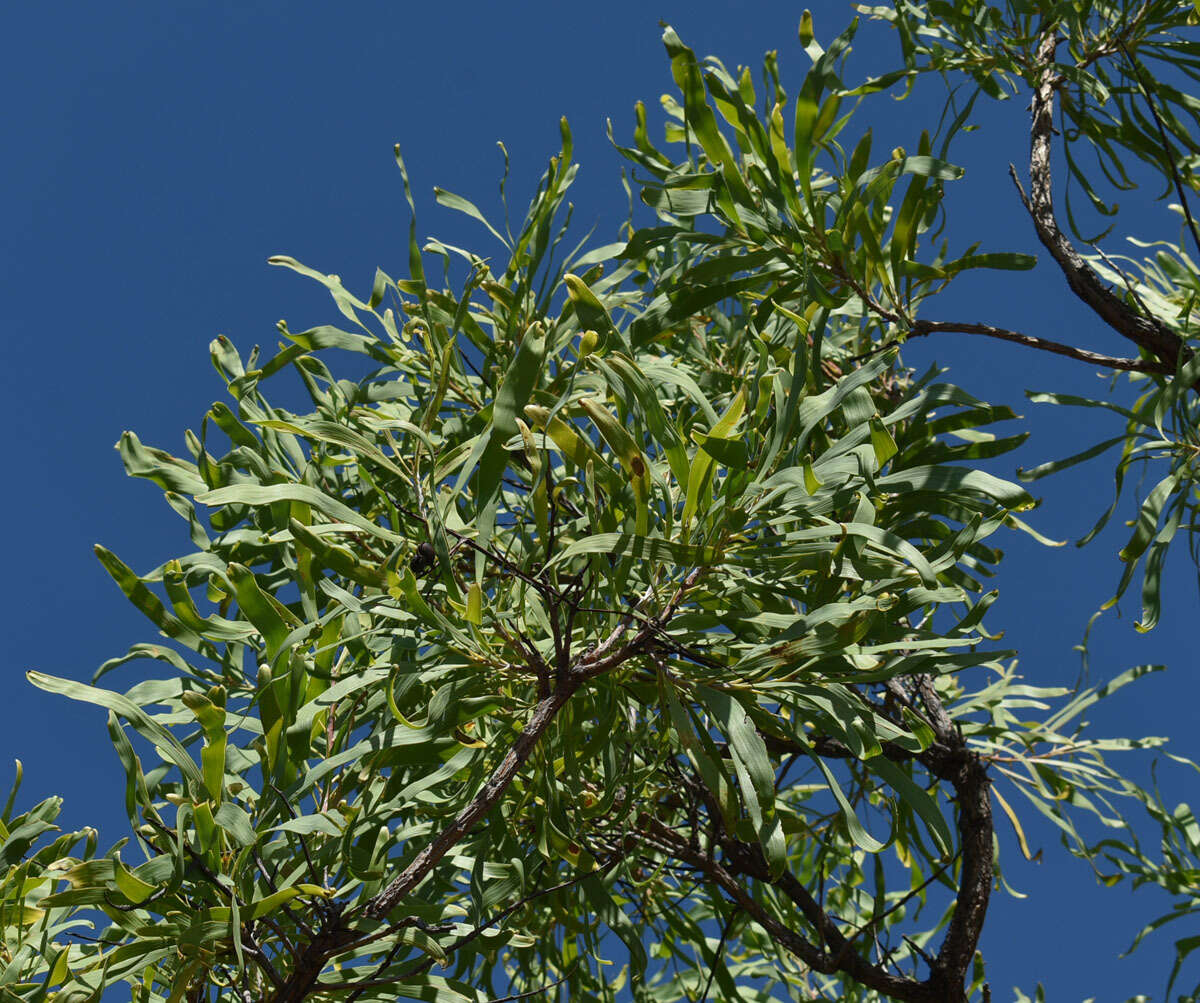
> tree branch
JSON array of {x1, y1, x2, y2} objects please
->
[
  {"x1": 264, "y1": 678, "x2": 580, "y2": 1002},
  {"x1": 678, "y1": 676, "x2": 992, "y2": 1001},
  {"x1": 1018, "y1": 24, "x2": 1186, "y2": 368},
  {"x1": 636, "y1": 816, "x2": 941, "y2": 1003},
  {"x1": 908, "y1": 319, "x2": 1172, "y2": 374},
  {"x1": 266, "y1": 566, "x2": 707, "y2": 1000},
  {"x1": 698, "y1": 906, "x2": 739, "y2": 1003},
  {"x1": 576, "y1": 568, "x2": 705, "y2": 680},
  {"x1": 362, "y1": 683, "x2": 581, "y2": 922},
  {"x1": 912, "y1": 676, "x2": 992, "y2": 994}
]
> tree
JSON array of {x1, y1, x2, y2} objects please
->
[{"x1": 4, "y1": 3, "x2": 1200, "y2": 1001}]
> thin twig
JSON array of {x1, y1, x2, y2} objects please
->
[
  {"x1": 1090, "y1": 243, "x2": 1158, "y2": 324},
  {"x1": 904, "y1": 935, "x2": 936, "y2": 972},
  {"x1": 488, "y1": 972, "x2": 574, "y2": 1003},
  {"x1": 698, "y1": 907, "x2": 739, "y2": 1003},
  {"x1": 399, "y1": 857, "x2": 620, "y2": 979},
  {"x1": 845, "y1": 853, "x2": 959, "y2": 946},
  {"x1": 343, "y1": 937, "x2": 408, "y2": 1003},
  {"x1": 266, "y1": 782, "x2": 326, "y2": 897},
  {"x1": 253, "y1": 844, "x2": 314, "y2": 940},
  {"x1": 386, "y1": 488, "x2": 559, "y2": 601},
  {"x1": 849, "y1": 318, "x2": 1172, "y2": 375},
  {"x1": 1118, "y1": 39, "x2": 1200, "y2": 264},
  {"x1": 909, "y1": 318, "x2": 1172, "y2": 374}
]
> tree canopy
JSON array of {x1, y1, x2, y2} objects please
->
[{"x1": 5, "y1": 3, "x2": 1200, "y2": 1001}]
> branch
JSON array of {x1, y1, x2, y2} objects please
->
[
  {"x1": 489, "y1": 973, "x2": 573, "y2": 1003},
  {"x1": 385, "y1": 489, "x2": 560, "y2": 604},
  {"x1": 343, "y1": 920, "x2": 450, "y2": 1002},
  {"x1": 575, "y1": 568, "x2": 705, "y2": 680},
  {"x1": 635, "y1": 816, "x2": 941, "y2": 1003},
  {"x1": 688, "y1": 678, "x2": 992, "y2": 1001},
  {"x1": 844, "y1": 854, "x2": 959, "y2": 947},
  {"x1": 912, "y1": 676, "x2": 993, "y2": 992},
  {"x1": 266, "y1": 544, "x2": 705, "y2": 999},
  {"x1": 1018, "y1": 25, "x2": 1186, "y2": 368},
  {"x1": 362, "y1": 682, "x2": 580, "y2": 922},
  {"x1": 908, "y1": 319, "x2": 1172, "y2": 374},
  {"x1": 698, "y1": 906, "x2": 739, "y2": 1003},
  {"x1": 264, "y1": 679, "x2": 580, "y2": 1002}
]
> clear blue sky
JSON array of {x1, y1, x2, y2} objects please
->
[{"x1": 2, "y1": 2, "x2": 1194, "y2": 999}]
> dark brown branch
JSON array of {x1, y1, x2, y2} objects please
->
[
  {"x1": 1018, "y1": 25, "x2": 1186, "y2": 368},
  {"x1": 267, "y1": 561, "x2": 705, "y2": 1000},
  {"x1": 343, "y1": 919, "x2": 452, "y2": 1003},
  {"x1": 908, "y1": 319, "x2": 1172, "y2": 374},
  {"x1": 488, "y1": 973, "x2": 573, "y2": 1003},
  {"x1": 344, "y1": 942, "x2": 407, "y2": 1002},
  {"x1": 576, "y1": 568, "x2": 705, "y2": 680},
  {"x1": 637, "y1": 816, "x2": 939, "y2": 1002},
  {"x1": 241, "y1": 930, "x2": 286, "y2": 992},
  {"x1": 909, "y1": 677, "x2": 992, "y2": 993},
  {"x1": 259, "y1": 914, "x2": 304, "y2": 967},
  {"x1": 263, "y1": 678, "x2": 581, "y2": 1003},
  {"x1": 688, "y1": 676, "x2": 992, "y2": 1001},
  {"x1": 363, "y1": 682, "x2": 581, "y2": 922}
]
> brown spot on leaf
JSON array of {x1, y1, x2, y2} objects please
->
[{"x1": 631, "y1": 456, "x2": 646, "y2": 477}]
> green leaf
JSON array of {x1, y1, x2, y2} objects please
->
[
  {"x1": 683, "y1": 389, "x2": 745, "y2": 532},
  {"x1": 697, "y1": 685, "x2": 784, "y2": 876},
  {"x1": 867, "y1": 755, "x2": 952, "y2": 856},
  {"x1": 197, "y1": 483, "x2": 405, "y2": 545},
  {"x1": 877, "y1": 465, "x2": 1035, "y2": 511},
  {"x1": 228, "y1": 562, "x2": 299, "y2": 662},
  {"x1": 94, "y1": 545, "x2": 203, "y2": 650},
  {"x1": 27, "y1": 672, "x2": 204, "y2": 791},
  {"x1": 869, "y1": 416, "x2": 898, "y2": 467},
  {"x1": 476, "y1": 321, "x2": 549, "y2": 554},
  {"x1": 434, "y1": 187, "x2": 510, "y2": 248},
  {"x1": 805, "y1": 738, "x2": 887, "y2": 853},
  {"x1": 578, "y1": 396, "x2": 651, "y2": 534}
]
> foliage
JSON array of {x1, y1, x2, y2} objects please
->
[{"x1": 5, "y1": 4, "x2": 1200, "y2": 1002}]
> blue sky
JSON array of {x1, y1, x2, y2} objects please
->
[{"x1": 3, "y1": 2, "x2": 1195, "y2": 999}]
